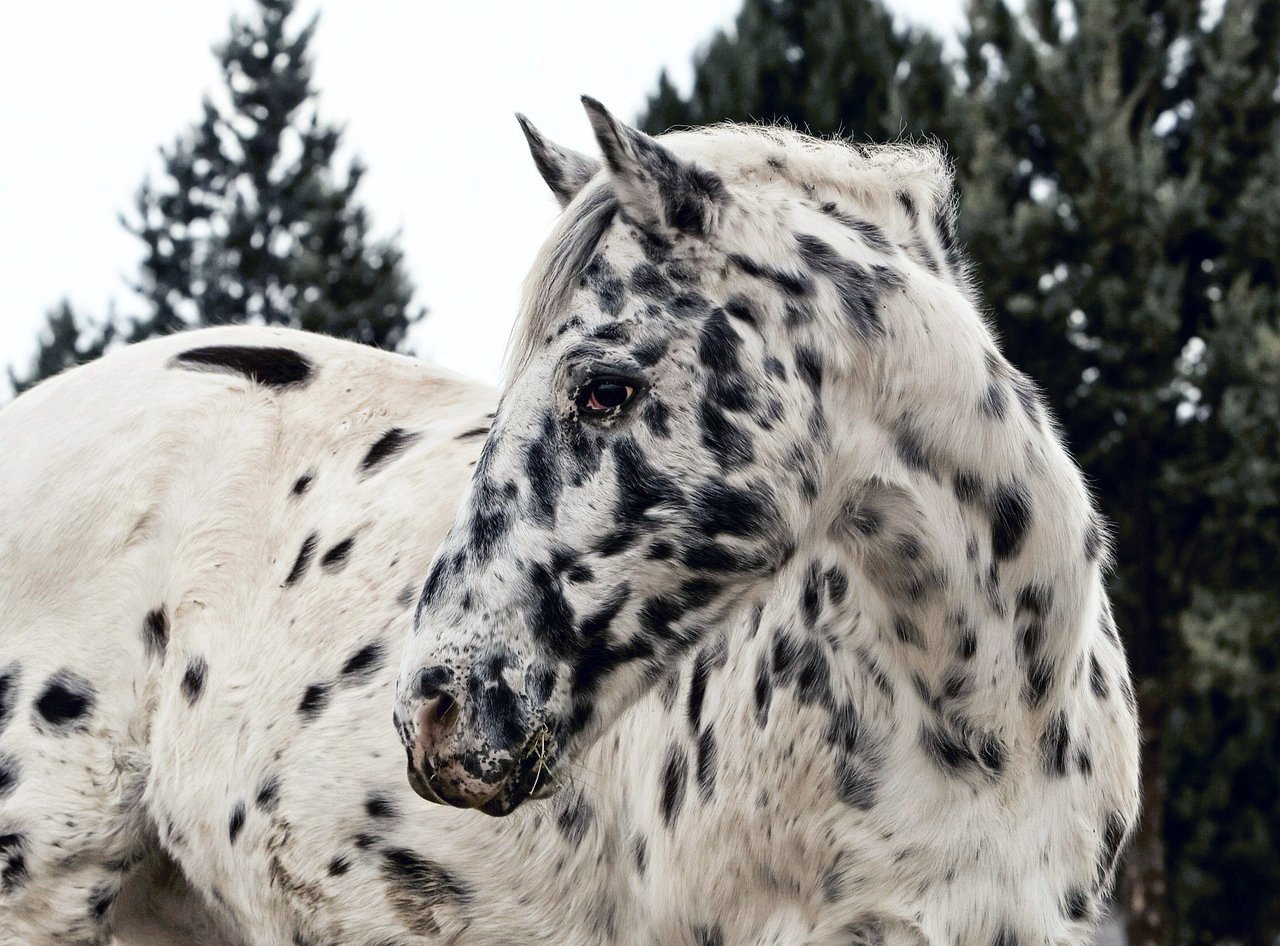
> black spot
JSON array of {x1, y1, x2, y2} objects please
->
[
  {"x1": 892, "y1": 615, "x2": 923, "y2": 648},
  {"x1": 285, "y1": 532, "x2": 319, "y2": 585},
  {"x1": 555, "y1": 790, "x2": 594, "y2": 845},
  {"x1": 1040, "y1": 710, "x2": 1071, "y2": 777},
  {"x1": 687, "y1": 649, "x2": 711, "y2": 731},
  {"x1": 228, "y1": 801, "x2": 246, "y2": 843},
  {"x1": 456, "y1": 426, "x2": 489, "y2": 441},
  {"x1": 632, "y1": 835, "x2": 648, "y2": 874},
  {"x1": 631, "y1": 337, "x2": 670, "y2": 367},
  {"x1": 524, "y1": 414, "x2": 563, "y2": 526},
  {"x1": 181, "y1": 657, "x2": 206, "y2": 705},
  {"x1": 365, "y1": 791, "x2": 399, "y2": 820},
  {"x1": 327, "y1": 855, "x2": 350, "y2": 876},
  {"x1": 659, "y1": 744, "x2": 688, "y2": 827},
  {"x1": 255, "y1": 775, "x2": 281, "y2": 812},
  {"x1": 360, "y1": 428, "x2": 420, "y2": 475},
  {"x1": 341, "y1": 642, "x2": 385, "y2": 680},
  {"x1": 952, "y1": 470, "x2": 984, "y2": 505},
  {"x1": 819, "y1": 202, "x2": 895, "y2": 253},
  {"x1": 143, "y1": 607, "x2": 168, "y2": 660},
  {"x1": 729, "y1": 253, "x2": 813, "y2": 296},
  {"x1": 320, "y1": 537, "x2": 355, "y2": 572},
  {"x1": 694, "y1": 924, "x2": 724, "y2": 946},
  {"x1": 291, "y1": 473, "x2": 313, "y2": 496},
  {"x1": 695, "y1": 727, "x2": 717, "y2": 800},
  {"x1": 33, "y1": 669, "x2": 96, "y2": 729},
  {"x1": 990, "y1": 481, "x2": 1032, "y2": 561},
  {"x1": 631, "y1": 262, "x2": 674, "y2": 299},
  {"x1": 922, "y1": 724, "x2": 981, "y2": 776},
  {"x1": 691, "y1": 480, "x2": 777, "y2": 537},
  {"x1": 700, "y1": 400, "x2": 755, "y2": 469},
  {"x1": 753, "y1": 655, "x2": 772, "y2": 728},
  {"x1": 173, "y1": 345, "x2": 313, "y2": 388},
  {"x1": 992, "y1": 928, "x2": 1019, "y2": 946},
  {"x1": 893, "y1": 418, "x2": 935, "y2": 476},
  {"x1": 0, "y1": 832, "x2": 27, "y2": 893},
  {"x1": 979, "y1": 381, "x2": 1008, "y2": 419},
  {"x1": 1088, "y1": 653, "x2": 1109, "y2": 699},
  {"x1": 0, "y1": 753, "x2": 19, "y2": 800},
  {"x1": 795, "y1": 233, "x2": 898, "y2": 339},
  {"x1": 380, "y1": 847, "x2": 472, "y2": 932},
  {"x1": 299, "y1": 682, "x2": 330, "y2": 720}
]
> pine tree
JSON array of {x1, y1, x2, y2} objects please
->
[
  {"x1": 9, "y1": 301, "x2": 116, "y2": 396},
  {"x1": 642, "y1": 1, "x2": 1280, "y2": 942},
  {"x1": 125, "y1": 0, "x2": 423, "y2": 349}
]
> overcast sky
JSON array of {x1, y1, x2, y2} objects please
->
[{"x1": 0, "y1": 0, "x2": 963, "y2": 387}]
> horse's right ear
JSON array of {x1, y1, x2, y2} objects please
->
[{"x1": 516, "y1": 114, "x2": 600, "y2": 209}]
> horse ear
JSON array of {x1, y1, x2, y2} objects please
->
[
  {"x1": 516, "y1": 114, "x2": 600, "y2": 209},
  {"x1": 580, "y1": 95, "x2": 726, "y2": 236}
]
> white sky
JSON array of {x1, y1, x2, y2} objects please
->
[{"x1": 0, "y1": 0, "x2": 963, "y2": 387}]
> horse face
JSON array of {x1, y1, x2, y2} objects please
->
[{"x1": 395, "y1": 99, "x2": 816, "y2": 814}]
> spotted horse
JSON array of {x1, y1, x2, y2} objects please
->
[{"x1": 0, "y1": 98, "x2": 1139, "y2": 946}]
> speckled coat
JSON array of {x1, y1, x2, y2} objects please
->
[{"x1": 0, "y1": 100, "x2": 1139, "y2": 946}]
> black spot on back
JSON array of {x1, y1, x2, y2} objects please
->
[
  {"x1": 255, "y1": 775, "x2": 281, "y2": 812},
  {"x1": 291, "y1": 473, "x2": 314, "y2": 496},
  {"x1": 143, "y1": 607, "x2": 168, "y2": 660},
  {"x1": 360, "y1": 428, "x2": 420, "y2": 475},
  {"x1": 181, "y1": 658, "x2": 207, "y2": 705},
  {"x1": 299, "y1": 682, "x2": 331, "y2": 720},
  {"x1": 285, "y1": 532, "x2": 319, "y2": 586},
  {"x1": 320, "y1": 537, "x2": 355, "y2": 572},
  {"x1": 33, "y1": 669, "x2": 96, "y2": 729},
  {"x1": 228, "y1": 801, "x2": 246, "y2": 843},
  {"x1": 341, "y1": 642, "x2": 385, "y2": 680},
  {"x1": 172, "y1": 345, "x2": 314, "y2": 388}
]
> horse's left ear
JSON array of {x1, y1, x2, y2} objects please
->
[
  {"x1": 581, "y1": 95, "x2": 726, "y2": 237},
  {"x1": 517, "y1": 113, "x2": 601, "y2": 209}
]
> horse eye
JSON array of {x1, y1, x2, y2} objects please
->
[{"x1": 575, "y1": 377, "x2": 636, "y2": 415}]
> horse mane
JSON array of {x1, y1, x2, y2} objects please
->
[{"x1": 507, "y1": 124, "x2": 957, "y2": 378}]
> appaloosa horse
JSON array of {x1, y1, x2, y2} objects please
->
[{"x1": 0, "y1": 99, "x2": 1138, "y2": 946}]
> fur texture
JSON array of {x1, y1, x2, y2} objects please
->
[{"x1": 0, "y1": 102, "x2": 1138, "y2": 946}]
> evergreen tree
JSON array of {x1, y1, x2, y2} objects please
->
[
  {"x1": 11, "y1": 0, "x2": 425, "y2": 397},
  {"x1": 9, "y1": 301, "x2": 116, "y2": 396},
  {"x1": 126, "y1": 0, "x2": 423, "y2": 348},
  {"x1": 642, "y1": 1, "x2": 1280, "y2": 942}
]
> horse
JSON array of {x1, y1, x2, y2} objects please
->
[{"x1": 0, "y1": 97, "x2": 1139, "y2": 946}]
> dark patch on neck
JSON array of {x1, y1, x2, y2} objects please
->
[{"x1": 172, "y1": 345, "x2": 314, "y2": 388}]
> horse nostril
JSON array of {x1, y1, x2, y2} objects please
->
[
  {"x1": 415, "y1": 693, "x2": 461, "y2": 756},
  {"x1": 430, "y1": 693, "x2": 459, "y2": 729}
]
